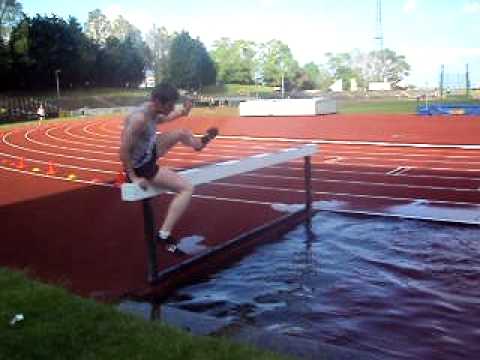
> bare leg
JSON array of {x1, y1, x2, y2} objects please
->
[
  {"x1": 152, "y1": 128, "x2": 216, "y2": 234},
  {"x1": 150, "y1": 167, "x2": 194, "y2": 234},
  {"x1": 156, "y1": 129, "x2": 202, "y2": 158}
]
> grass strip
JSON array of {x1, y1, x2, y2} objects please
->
[{"x1": 0, "y1": 268, "x2": 292, "y2": 360}]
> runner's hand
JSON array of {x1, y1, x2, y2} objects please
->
[
  {"x1": 136, "y1": 178, "x2": 149, "y2": 190},
  {"x1": 131, "y1": 175, "x2": 149, "y2": 190}
]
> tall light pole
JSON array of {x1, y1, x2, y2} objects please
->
[
  {"x1": 279, "y1": 59, "x2": 285, "y2": 99},
  {"x1": 374, "y1": 0, "x2": 385, "y2": 81},
  {"x1": 55, "y1": 69, "x2": 61, "y2": 98}
]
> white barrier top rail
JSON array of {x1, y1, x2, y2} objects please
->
[{"x1": 121, "y1": 143, "x2": 317, "y2": 202}]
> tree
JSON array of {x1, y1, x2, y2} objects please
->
[
  {"x1": 364, "y1": 49, "x2": 410, "y2": 87},
  {"x1": 259, "y1": 40, "x2": 298, "y2": 87},
  {"x1": 8, "y1": 15, "x2": 95, "y2": 89},
  {"x1": 0, "y1": 36, "x2": 11, "y2": 89},
  {"x1": 84, "y1": 9, "x2": 111, "y2": 45},
  {"x1": 146, "y1": 25, "x2": 170, "y2": 83},
  {"x1": 325, "y1": 52, "x2": 364, "y2": 90},
  {"x1": 165, "y1": 31, "x2": 216, "y2": 90},
  {"x1": 111, "y1": 15, "x2": 142, "y2": 44},
  {"x1": 0, "y1": 0, "x2": 23, "y2": 39},
  {"x1": 297, "y1": 62, "x2": 333, "y2": 90},
  {"x1": 210, "y1": 38, "x2": 258, "y2": 84},
  {"x1": 94, "y1": 35, "x2": 147, "y2": 87}
]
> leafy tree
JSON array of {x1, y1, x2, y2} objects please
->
[
  {"x1": 0, "y1": 0, "x2": 23, "y2": 39},
  {"x1": 259, "y1": 39, "x2": 298, "y2": 87},
  {"x1": 84, "y1": 9, "x2": 111, "y2": 45},
  {"x1": 94, "y1": 35, "x2": 147, "y2": 87},
  {"x1": 325, "y1": 49, "x2": 410, "y2": 90},
  {"x1": 210, "y1": 38, "x2": 257, "y2": 84},
  {"x1": 145, "y1": 24, "x2": 170, "y2": 83},
  {"x1": 111, "y1": 15, "x2": 142, "y2": 44},
  {"x1": 0, "y1": 36, "x2": 11, "y2": 89},
  {"x1": 8, "y1": 15, "x2": 94, "y2": 89},
  {"x1": 325, "y1": 52, "x2": 364, "y2": 90},
  {"x1": 364, "y1": 48, "x2": 410, "y2": 87},
  {"x1": 165, "y1": 31, "x2": 216, "y2": 90},
  {"x1": 5, "y1": 12, "x2": 148, "y2": 91}
]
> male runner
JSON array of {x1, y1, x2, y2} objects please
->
[{"x1": 120, "y1": 83, "x2": 218, "y2": 254}]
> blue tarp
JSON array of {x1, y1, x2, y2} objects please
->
[{"x1": 417, "y1": 103, "x2": 480, "y2": 115}]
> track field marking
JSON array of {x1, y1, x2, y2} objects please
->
[
  {"x1": 237, "y1": 172, "x2": 480, "y2": 192},
  {"x1": 264, "y1": 165, "x2": 480, "y2": 181},
  {"x1": 2, "y1": 131, "x2": 121, "y2": 165},
  {"x1": 315, "y1": 208, "x2": 480, "y2": 226},
  {"x1": 206, "y1": 181, "x2": 480, "y2": 207},
  {"x1": 216, "y1": 135, "x2": 480, "y2": 150},
  {"x1": 0, "y1": 164, "x2": 114, "y2": 186},
  {"x1": 387, "y1": 166, "x2": 412, "y2": 176}
]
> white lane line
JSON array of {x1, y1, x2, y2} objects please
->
[
  {"x1": 395, "y1": 166, "x2": 412, "y2": 175},
  {"x1": 0, "y1": 152, "x2": 117, "y2": 174},
  {"x1": 387, "y1": 167, "x2": 403, "y2": 175},
  {"x1": 45, "y1": 127, "x2": 119, "y2": 149},
  {"x1": 38, "y1": 123, "x2": 480, "y2": 165},
  {"x1": 237, "y1": 172, "x2": 480, "y2": 192},
  {"x1": 316, "y1": 208, "x2": 480, "y2": 226},
  {"x1": 25, "y1": 129, "x2": 119, "y2": 156},
  {"x1": 318, "y1": 160, "x2": 480, "y2": 173},
  {"x1": 0, "y1": 165, "x2": 115, "y2": 186},
  {"x1": 3, "y1": 163, "x2": 479, "y2": 213},
  {"x1": 207, "y1": 181, "x2": 480, "y2": 207},
  {"x1": 324, "y1": 156, "x2": 342, "y2": 164},
  {"x1": 65, "y1": 122, "x2": 119, "y2": 144},
  {"x1": 2, "y1": 130, "x2": 120, "y2": 165},
  {"x1": 270, "y1": 164, "x2": 480, "y2": 181},
  {"x1": 5, "y1": 128, "x2": 480, "y2": 179},
  {"x1": 318, "y1": 154, "x2": 480, "y2": 166},
  {"x1": 84, "y1": 121, "x2": 120, "y2": 139},
  {"x1": 217, "y1": 135, "x2": 480, "y2": 150},
  {"x1": 97, "y1": 120, "x2": 122, "y2": 135},
  {"x1": 387, "y1": 166, "x2": 412, "y2": 176}
]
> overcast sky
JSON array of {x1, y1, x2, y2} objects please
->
[{"x1": 22, "y1": 0, "x2": 480, "y2": 87}]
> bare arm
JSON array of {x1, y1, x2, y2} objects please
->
[{"x1": 158, "y1": 99, "x2": 193, "y2": 124}]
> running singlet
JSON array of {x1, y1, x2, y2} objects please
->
[{"x1": 126, "y1": 106, "x2": 159, "y2": 168}]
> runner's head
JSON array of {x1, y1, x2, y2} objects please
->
[{"x1": 151, "y1": 83, "x2": 179, "y2": 114}]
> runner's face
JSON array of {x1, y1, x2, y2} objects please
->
[{"x1": 154, "y1": 100, "x2": 175, "y2": 115}]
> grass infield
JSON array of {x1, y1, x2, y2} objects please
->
[{"x1": 0, "y1": 268, "x2": 292, "y2": 360}]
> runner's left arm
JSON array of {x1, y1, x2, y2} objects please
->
[{"x1": 159, "y1": 99, "x2": 193, "y2": 123}]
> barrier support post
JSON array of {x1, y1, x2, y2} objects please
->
[
  {"x1": 142, "y1": 199, "x2": 158, "y2": 283},
  {"x1": 304, "y1": 156, "x2": 312, "y2": 213}
]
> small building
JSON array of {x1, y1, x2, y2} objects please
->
[{"x1": 139, "y1": 70, "x2": 155, "y2": 88}]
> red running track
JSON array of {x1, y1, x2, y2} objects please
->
[{"x1": 1, "y1": 114, "x2": 479, "y2": 299}]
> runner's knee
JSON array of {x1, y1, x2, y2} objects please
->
[
  {"x1": 178, "y1": 128, "x2": 193, "y2": 140},
  {"x1": 179, "y1": 181, "x2": 194, "y2": 194}
]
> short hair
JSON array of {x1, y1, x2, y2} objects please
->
[{"x1": 151, "y1": 83, "x2": 179, "y2": 104}]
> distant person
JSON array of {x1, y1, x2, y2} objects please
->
[
  {"x1": 120, "y1": 83, "x2": 218, "y2": 254},
  {"x1": 37, "y1": 104, "x2": 45, "y2": 122}
]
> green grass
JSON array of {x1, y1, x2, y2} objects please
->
[
  {"x1": 201, "y1": 84, "x2": 276, "y2": 96},
  {"x1": 0, "y1": 268, "x2": 292, "y2": 360},
  {"x1": 337, "y1": 99, "x2": 418, "y2": 114}
]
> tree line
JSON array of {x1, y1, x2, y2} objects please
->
[{"x1": 1, "y1": 1, "x2": 411, "y2": 93}]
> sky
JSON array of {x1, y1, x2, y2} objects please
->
[{"x1": 21, "y1": 0, "x2": 480, "y2": 87}]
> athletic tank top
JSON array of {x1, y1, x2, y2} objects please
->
[{"x1": 126, "y1": 106, "x2": 158, "y2": 168}]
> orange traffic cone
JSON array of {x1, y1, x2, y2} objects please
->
[
  {"x1": 16, "y1": 157, "x2": 25, "y2": 170},
  {"x1": 114, "y1": 171, "x2": 126, "y2": 187},
  {"x1": 46, "y1": 161, "x2": 56, "y2": 175}
]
